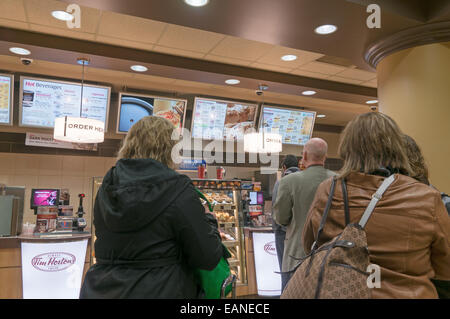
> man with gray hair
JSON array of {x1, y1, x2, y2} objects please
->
[{"x1": 273, "y1": 138, "x2": 335, "y2": 291}]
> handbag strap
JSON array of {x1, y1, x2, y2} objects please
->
[
  {"x1": 358, "y1": 174, "x2": 396, "y2": 228},
  {"x1": 341, "y1": 178, "x2": 350, "y2": 225},
  {"x1": 311, "y1": 176, "x2": 337, "y2": 252}
]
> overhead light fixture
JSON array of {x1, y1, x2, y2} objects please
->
[
  {"x1": 9, "y1": 47, "x2": 31, "y2": 55},
  {"x1": 302, "y1": 90, "x2": 317, "y2": 96},
  {"x1": 184, "y1": 0, "x2": 209, "y2": 7},
  {"x1": 317, "y1": 114, "x2": 326, "y2": 118},
  {"x1": 54, "y1": 58, "x2": 105, "y2": 144},
  {"x1": 281, "y1": 55, "x2": 297, "y2": 61},
  {"x1": 225, "y1": 79, "x2": 240, "y2": 85},
  {"x1": 130, "y1": 65, "x2": 148, "y2": 72},
  {"x1": 51, "y1": 10, "x2": 74, "y2": 21},
  {"x1": 314, "y1": 24, "x2": 338, "y2": 35},
  {"x1": 366, "y1": 100, "x2": 378, "y2": 104}
]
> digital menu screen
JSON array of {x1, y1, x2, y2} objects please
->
[
  {"x1": 0, "y1": 74, "x2": 13, "y2": 125},
  {"x1": 191, "y1": 97, "x2": 257, "y2": 140},
  {"x1": 31, "y1": 189, "x2": 60, "y2": 208},
  {"x1": 20, "y1": 77, "x2": 110, "y2": 129},
  {"x1": 117, "y1": 93, "x2": 186, "y2": 133},
  {"x1": 260, "y1": 106, "x2": 316, "y2": 145}
]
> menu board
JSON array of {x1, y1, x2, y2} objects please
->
[
  {"x1": 20, "y1": 77, "x2": 110, "y2": 129},
  {"x1": 260, "y1": 106, "x2": 316, "y2": 145},
  {"x1": 0, "y1": 74, "x2": 13, "y2": 125},
  {"x1": 191, "y1": 97, "x2": 257, "y2": 140},
  {"x1": 117, "y1": 93, "x2": 186, "y2": 133}
]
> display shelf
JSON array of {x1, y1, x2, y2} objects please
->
[
  {"x1": 223, "y1": 240, "x2": 239, "y2": 247},
  {"x1": 218, "y1": 222, "x2": 236, "y2": 228},
  {"x1": 213, "y1": 204, "x2": 236, "y2": 211}
]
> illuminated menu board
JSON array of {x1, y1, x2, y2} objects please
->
[
  {"x1": 0, "y1": 74, "x2": 13, "y2": 125},
  {"x1": 260, "y1": 106, "x2": 316, "y2": 145},
  {"x1": 191, "y1": 97, "x2": 257, "y2": 140},
  {"x1": 19, "y1": 77, "x2": 110, "y2": 129},
  {"x1": 117, "y1": 93, "x2": 187, "y2": 133}
]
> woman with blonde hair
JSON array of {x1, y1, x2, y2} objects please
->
[
  {"x1": 302, "y1": 112, "x2": 450, "y2": 298},
  {"x1": 80, "y1": 116, "x2": 223, "y2": 298}
]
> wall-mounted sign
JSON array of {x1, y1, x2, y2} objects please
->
[
  {"x1": 25, "y1": 132, "x2": 98, "y2": 151},
  {"x1": 0, "y1": 74, "x2": 13, "y2": 125},
  {"x1": 21, "y1": 239, "x2": 88, "y2": 299},
  {"x1": 178, "y1": 158, "x2": 206, "y2": 171},
  {"x1": 19, "y1": 76, "x2": 110, "y2": 130},
  {"x1": 252, "y1": 232, "x2": 281, "y2": 296}
]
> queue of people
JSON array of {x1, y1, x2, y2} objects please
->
[
  {"x1": 273, "y1": 112, "x2": 450, "y2": 298},
  {"x1": 80, "y1": 111, "x2": 449, "y2": 299}
]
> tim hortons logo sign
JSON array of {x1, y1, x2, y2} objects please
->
[
  {"x1": 31, "y1": 252, "x2": 76, "y2": 272},
  {"x1": 263, "y1": 242, "x2": 277, "y2": 256}
]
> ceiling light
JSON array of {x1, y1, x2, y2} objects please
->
[
  {"x1": 184, "y1": 0, "x2": 209, "y2": 7},
  {"x1": 130, "y1": 65, "x2": 148, "y2": 72},
  {"x1": 302, "y1": 90, "x2": 317, "y2": 96},
  {"x1": 314, "y1": 24, "x2": 338, "y2": 35},
  {"x1": 317, "y1": 114, "x2": 326, "y2": 118},
  {"x1": 366, "y1": 100, "x2": 378, "y2": 104},
  {"x1": 51, "y1": 10, "x2": 74, "y2": 21},
  {"x1": 281, "y1": 55, "x2": 297, "y2": 61},
  {"x1": 225, "y1": 79, "x2": 240, "y2": 85},
  {"x1": 9, "y1": 47, "x2": 31, "y2": 55}
]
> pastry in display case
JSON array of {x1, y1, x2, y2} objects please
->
[{"x1": 194, "y1": 179, "x2": 247, "y2": 285}]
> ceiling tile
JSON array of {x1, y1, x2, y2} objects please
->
[
  {"x1": 95, "y1": 35, "x2": 155, "y2": 51},
  {"x1": 157, "y1": 24, "x2": 225, "y2": 53},
  {"x1": 209, "y1": 36, "x2": 274, "y2": 61},
  {"x1": 29, "y1": 24, "x2": 96, "y2": 41},
  {"x1": 24, "y1": 0, "x2": 101, "y2": 33},
  {"x1": 328, "y1": 76, "x2": 363, "y2": 85},
  {"x1": 256, "y1": 45, "x2": 323, "y2": 68},
  {"x1": 249, "y1": 62, "x2": 294, "y2": 73},
  {"x1": 152, "y1": 46, "x2": 205, "y2": 59},
  {"x1": 298, "y1": 61, "x2": 347, "y2": 75},
  {"x1": 0, "y1": 0, "x2": 27, "y2": 21},
  {"x1": 289, "y1": 69, "x2": 331, "y2": 79},
  {"x1": 203, "y1": 54, "x2": 252, "y2": 66},
  {"x1": 0, "y1": 18, "x2": 29, "y2": 30},
  {"x1": 97, "y1": 11, "x2": 166, "y2": 44},
  {"x1": 335, "y1": 68, "x2": 377, "y2": 81}
]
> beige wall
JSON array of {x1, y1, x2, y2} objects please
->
[
  {"x1": 0, "y1": 153, "x2": 117, "y2": 229},
  {"x1": 377, "y1": 42, "x2": 450, "y2": 192}
]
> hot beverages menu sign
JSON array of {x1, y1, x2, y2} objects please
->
[{"x1": 20, "y1": 77, "x2": 110, "y2": 128}]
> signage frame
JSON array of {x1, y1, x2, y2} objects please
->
[
  {"x1": 18, "y1": 75, "x2": 111, "y2": 132},
  {"x1": 0, "y1": 73, "x2": 14, "y2": 126}
]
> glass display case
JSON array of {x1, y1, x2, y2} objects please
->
[{"x1": 192, "y1": 179, "x2": 247, "y2": 285}]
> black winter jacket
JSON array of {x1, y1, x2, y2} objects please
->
[{"x1": 80, "y1": 158, "x2": 223, "y2": 298}]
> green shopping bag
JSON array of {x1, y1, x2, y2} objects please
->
[{"x1": 194, "y1": 188, "x2": 233, "y2": 299}]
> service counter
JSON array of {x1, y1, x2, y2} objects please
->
[
  {"x1": 243, "y1": 227, "x2": 281, "y2": 297},
  {"x1": 0, "y1": 233, "x2": 92, "y2": 299}
]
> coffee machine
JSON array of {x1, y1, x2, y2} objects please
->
[{"x1": 72, "y1": 193, "x2": 87, "y2": 232}]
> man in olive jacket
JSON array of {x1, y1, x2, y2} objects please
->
[{"x1": 273, "y1": 138, "x2": 335, "y2": 291}]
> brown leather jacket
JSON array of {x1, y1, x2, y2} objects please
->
[{"x1": 302, "y1": 172, "x2": 450, "y2": 299}]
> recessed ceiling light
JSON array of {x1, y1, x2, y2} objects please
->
[
  {"x1": 366, "y1": 100, "x2": 378, "y2": 104},
  {"x1": 225, "y1": 79, "x2": 240, "y2": 85},
  {"x1": 184, "y1": 0, "x2": 209, "y2": 7},
  {"x1": 51, "y1": 10, "x2": 74, "y2": 21},
  {"x1": 314, "y1": 24, "x2": 338, "y2": 35},
  {"x1": 302, "y1": 90, "x2": 317, "y2": 96},
  {"x1": 9, "y1": 47, "x2": 31, "y2": 55},
  {"x1": 130, "y1": 65, "x2": 148, "y2": 72},
  {"x1": 281, "y1": 55, "x2": 297, "y2": 61},
  {"x1": 317, "y1": 114, "x2": 326, "y2": 118}
]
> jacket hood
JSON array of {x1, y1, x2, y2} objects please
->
[
  {"x1": 96, "y1": 158, "x2": 191, "y2": 232},
  {"x1": 283, "y1": 167, "x2": 300, "y2": 177}
]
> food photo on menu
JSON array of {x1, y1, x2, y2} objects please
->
[
  {"x1": 118, "y1": 93, "x2": 186, "y2": 133},
  {"x1": 223, "y1": 103, "x2": 257, "y2": 140}
]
